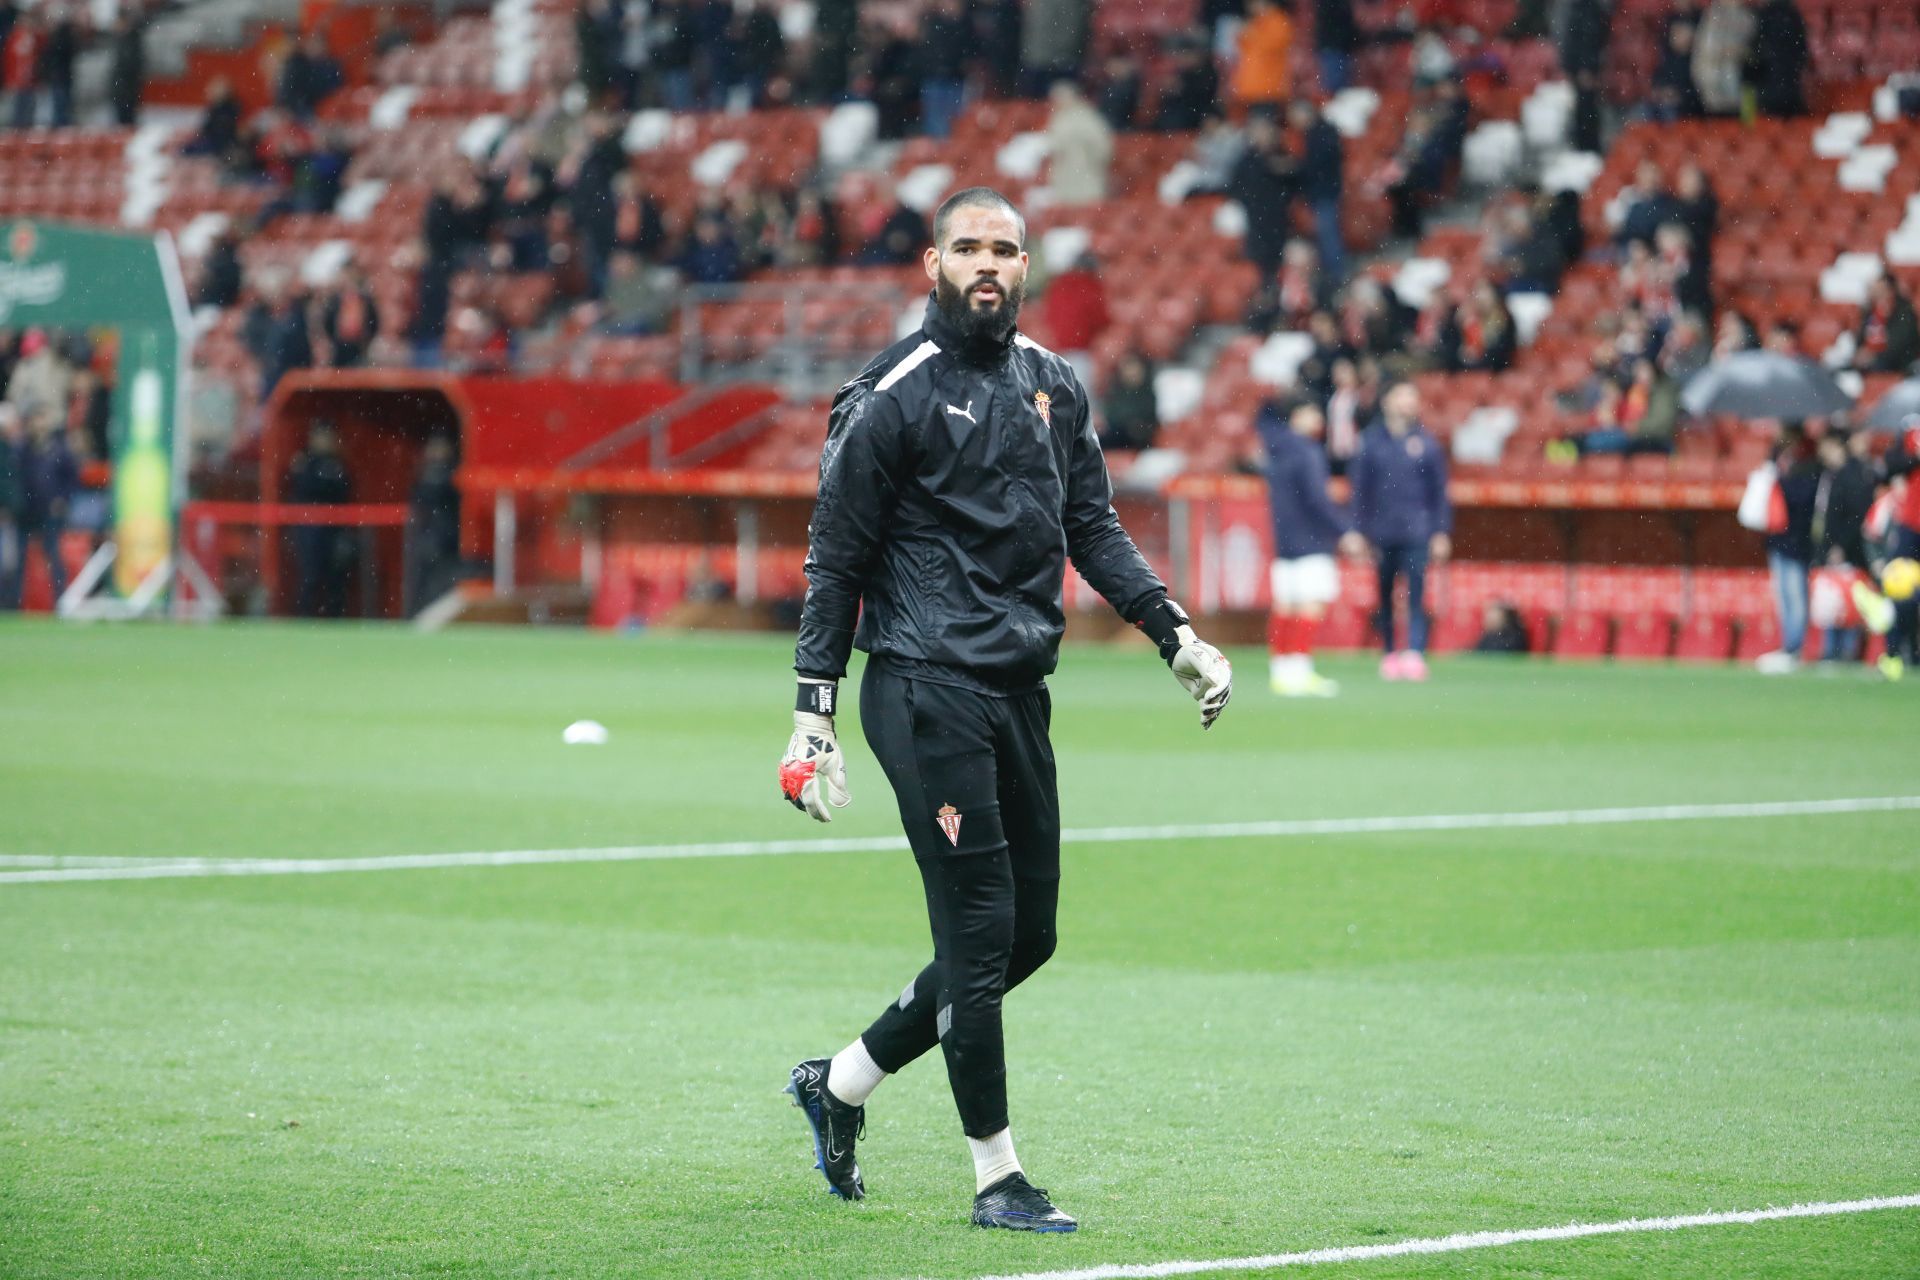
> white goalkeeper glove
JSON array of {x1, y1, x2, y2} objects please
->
[
  {"x1": 780, "y1": 680, "x2": 851, "y2": 822},
  {"x1": 1170, "y1": 624, "x2": 1233, "y2": 730},
  {"x1": 1138, "y1": 598, "x2": 1232, "y2": 730}
]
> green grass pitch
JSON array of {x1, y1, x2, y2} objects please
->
[{"x1": 1, "y1": 620, "x2": 1916, "y2": 1279}]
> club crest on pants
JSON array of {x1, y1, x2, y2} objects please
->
[{"x1": 937, "y1": 803, "x2": 962, "y2": 846}]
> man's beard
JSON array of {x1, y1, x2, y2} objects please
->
[{"x1": 935, "y1": 271, "x2": 1024, "y2": 355}]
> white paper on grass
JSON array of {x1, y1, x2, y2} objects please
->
[{"x1": 563, "y1": 720, "x2": 609, "y2": 745}]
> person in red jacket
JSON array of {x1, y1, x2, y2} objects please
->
[
  {"x1": 1036, "y1": 253, "x2": 1111, "y2": 383},
  {"x1": 4, "y1": 12, "x2": 43, "y2": 129}
]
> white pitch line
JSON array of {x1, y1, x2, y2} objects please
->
[
  {"x1": 3, "y1": 795, "x2": 1917, "y2": 887},
  {"x1": 946, "y1": 1194, "x2": 1920, "y2": 1280}
]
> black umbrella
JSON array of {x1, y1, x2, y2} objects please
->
[
  {"x1": 1680, "y1": 350, "x2": 1854, "y2": 420},
  {"x1": 1864, "y1": 378, "x2": 1920, "y2": 430}
]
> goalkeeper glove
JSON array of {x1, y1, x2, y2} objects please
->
[
  {"x1": 779, "y1": 678, "x2": 851, "y2": 822},
  {"x1": 1139, "y1": 598, "x2": 1233, "y2": 730}
]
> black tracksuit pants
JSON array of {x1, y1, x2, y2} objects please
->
[{"x1": 855, "y1": 660, "x2": 1060, "y2": 1140}]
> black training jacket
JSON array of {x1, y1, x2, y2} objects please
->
[{"x1": 794, "y1": 294, "x2": 1167, "y2": 691}]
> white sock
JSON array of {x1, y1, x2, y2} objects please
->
[
  {"x1": 826, "y1": 1037, "x2": 887, "y2": 1107},
  {"x1": 968, "y1": 1127, "x2": 1022, "y2": 1193}
]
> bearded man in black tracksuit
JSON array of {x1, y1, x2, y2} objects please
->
[{"x1": 780, "y1": 187, "x2": 1234, "y2": 1232}]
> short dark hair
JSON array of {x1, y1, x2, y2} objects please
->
[{"x1": 931, "y1": 186, "x2": 1026, "y2": 251}]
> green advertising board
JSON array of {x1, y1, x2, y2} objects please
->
[{"x1": 1, "y1": 219, "x2": 190, "y2": 604}]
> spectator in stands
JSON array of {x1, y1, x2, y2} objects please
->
[
  {"x1": 243, "y1": 277, "x2": 315, "y2": 398},
  {"x1": 0, "y1": 404, "x2": 18, "y2": 610},
  {"x1": 561, "y1": 114, "x2": 626, "y2": 290},
  {"x1": 1270, "y1": 239, "x2": 1334, "y2": 332},
  {"x1": 1494, "y1": 197, "x2": 1568, "y2": 294},
  {"x1": 615, "y1": 2, "x2": 651, "y2": 108},
  {"x1": 1457, "y1": 282, "x2": 1518, "y2": 373},
  {"x1": 1409, "y1": 27, "x2": 1456, "y2": 89},
  {"x1": 39, "y1": 2, "x2": 75, "y2": 127},
  {"x1": 1349, "y1": 381, "x2": 1452, "y2": 681},
  {"x1": 1230, "y1": 114, "x2": 1296, "y2": 279},
  {"x1": 278, "y1": 30, "x2": 343, "y2": 123},
  {"x1": 1672, "y1": 162, "x2": 1718, "y2": 279},
  {"x1": 1314, "y1": 0, "x2": 1360, "y2": 95},
  {"x1": 1154, "y1": 29, "x2": 1220, "y2": 130},
  {"x1": 69, "y1": 367, "x2": 110, "y2": 463},
  {"x1": 1231, "y1": 0, "x2": 1295, "y2": 118},
  {"x1": 1298, "y1": 309, "x2": 1356, "y2": 406},
  {"x1": 185, "y1": 78, "x2": 242, "y2": 159},
  {"x1": 856, "y1": 16, "x2": 919, "y2": 138},
  {"x1": 295, "y1": 126, "x2": 352, "y2": 215},
  {"x1": 1657, "y1": 222, "x2": 1711, "y2": 318},
  {"x1": 1099, "y1": 352, "x2": 1160, "y2": 452},
  {"x1": 108, "y1": 7, "x2": 147, "y2": 127},
  {"x1": 1558, "y1": 0, "x2": 1610, "y2": 152},
  {"x1": 1645, "y1": 18, "x2": 1705, "y2": 121},
  {"x1": 855, "y1": 192, "x2": 929, "y2": 265},
  {"x1": 1097, "y1": 51, "x2": 1142, "y2": 130},
  {"x1": 576, "y1": 0, "x2": 620, "y2": 104},
  {"x1": 1714, "y1": 307, "x2": 1757, "y2": 356},
  {"x1": 1573, "y1": 356, "x2": 1667, "y2": 455},
  {"x1": 1380, "y1": 82, "x2": 1467, "y2": 240},
  {"x1": 1324, "y1": 356, "x2": 1372, "y2": 475},
  {"x1": 1758, "y1": 423, "x2": 1818, "y2": 672},
  {"x1": 373, "y1": 9, "x2": 413, "y2": 58},
  {"x1": 1021, "y1": 0, "x2": 1090, "y2": 97},
  {"x1": 918, "y1": 0, "x2": 969, "y2": 140},
  {"x1": 1037, "y1": 253, "x2": 1111, "y2": 381},
  {"x1": 492, "y1": 160, "x2": 553, "y2": 271},
  {"x1": 286, "y1": 422, "x2": 355, "y2": 619},
  {"x1": 1692, "y1": 0, "x2": 1753, "y2": 116},
  {"x1": 1745, "y1": 0, "x2": 1808, "y2": 118},
  {"x1": 599, "y1": 251, "x2": 679, "y2": 334},
  {"x1": 1408, "y1": 293, "x2": 1461, "y2": 372},
  {"x1": 1473, "y1": 601, "x2": 1530, "y2": 653},
  {"x1": 1287, "y1": 97, "x2": 1347, "y2": 284},
  {"x1": 651, "y1": 0, "x2": 697, "y2": 110},
  {"x1": 1851, "y1": 276, "x2": 1920, "y2": 375},
  {"x1": 406, "y1": 244, "x2": 453, "y2": 366},
  {"x1": 425, "y1": 170, "x2": 492, "y2": 272},
  {"x1": 404, "y1": 434, "x2": 461, "y2": 619},
  {"x1": 1047, "y1": 79, "x2": 1114, "y2": 205},
  {"x1": 694, "y1": 0, "x2": 739, "y2": 109},
  {"x1": 1343, "y1": 277, "x2": 1413, "y2": 358},
  {"x1": 1613, "y1": 160, "x2": 1674, "y2": 250},
  {"x1": 680, "y1": 209, "x2": 744, "y2": 285},
  {"x1": 783, "y1": 187, "x2": 842, "y2": 266},
  {"x1": 193, "y1": 230, "x2": 243, "y2": 310},
  {"x1": 730, "y1": 186, "x2": 790, "y2": 273},
  {"x1": 1661, "y1": 310, "x2": 1712, "y2": 383},
  {"x1": 320, "y1": 270, "x2": 379, "y2": 370},
  {"x1": 6, "y1": 329, "x2": 71, "y2": 418},
  {"x1": 3, "y1": 9, "x2": 41, "y2": 128},
  {"x1": 973, "y1": 0, "x2": 1022, "y2": 98},
  {"x1": 735, "y1": 0, "x2": 787, "y2": 108}
]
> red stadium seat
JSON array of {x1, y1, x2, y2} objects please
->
[
  {"x1": 1550, "y1": 611, "x2": 1611, "y2": 660},
  {"x1": 1613, "y1": 612, "x2": 1676, "y2": 661},
  {"x1": 1733, "y1": 613, "x2": 1782, "y2": 662},
  {"x1": 1673, "y1": 613, "x2": 1736, "y2": 662}
]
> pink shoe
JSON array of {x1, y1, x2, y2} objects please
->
[
  {"x1": 1401, "y1": 650, "x2": 1430, "y2": 682},
  {"x1": 1379, "y1": 652, "x2": 1404, "y2": 681}
]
